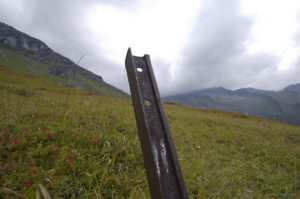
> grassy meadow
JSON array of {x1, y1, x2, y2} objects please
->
[{"x1": 0, "y1": 64, "x2": 300, "y2": 198}]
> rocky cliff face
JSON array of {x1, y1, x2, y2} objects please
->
[{"x1": 0, "y1": 22, "x2": 103, "y2": 84}]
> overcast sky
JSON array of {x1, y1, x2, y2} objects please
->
[{"x1": 0, "y1": 0, "x2": 300, "y2": 95}]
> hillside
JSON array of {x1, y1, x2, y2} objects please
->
[
  {"x1": 0, "y1": 21, "x2": 128, "y2": 98},
  {"x1": 164, "y1": 86, "x2": 300, "y2": 125},
  {"x1": 0, "y1": 65, "x2": 299, "y2": 198}
]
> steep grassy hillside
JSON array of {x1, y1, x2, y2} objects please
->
[
  {"x1": 0, "y1": 47, "x2": 128, "y2": 99},
  {"x1": 0, "y1": 22, "x2": 129, "y2": 98},
  {"x1": 0, "y1": 66, "x2": 300, "y2": 198}
]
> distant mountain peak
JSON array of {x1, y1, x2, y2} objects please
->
[
  {"x1": 0, "y1": 21, "x2": 103, "y2": 83},
  {"x1": 0, "y1": 22, "x2": 49, "y2": 52},
  {"x1": 202, "y1": 87, "x2": 232, "y2": 94},
  {"x1": 284, "y1": 83, "x2": 300, "y2": 93},
  {"x1": 163, "y1": 83, "x2": 300, "y2": 125},
  {"x1": 211, "y1": 86, "x2": 228, "y2": 91},
  {"x1": 235, "y1": 87, "x2": 256, "y2": 91}
]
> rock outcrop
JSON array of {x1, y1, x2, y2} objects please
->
[{"x1": 0, "y1": 21, "x2": 103, "y2": 84}]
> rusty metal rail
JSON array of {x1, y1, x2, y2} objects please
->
[{"x1": 125, "y1": 48, "x2": 188, "y2": 199}]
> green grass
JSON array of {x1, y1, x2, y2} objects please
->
[
  {"x1": 0, "y1": 48, "x2": 49, "y2": 78},
  {"x1": 0, "y1": 47, "x2": 129, "y2": 98},
  {"x1": 74, "y1": 74, "x2": 128, "y2": 99},
  {"x1": 0, "y1": 66, "x2": 300, "y2": 198}
]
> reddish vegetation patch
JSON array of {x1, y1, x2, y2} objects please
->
[
  {"x1": 65, "y1": 152, "x2": 74, "y2": 169},
  {"x1": 86, "y1": 135, "x2": 102, "y2": 146},
  {"x1": 24, "y1": 178, "x2": 33, "y2": 187},
  {"x1": 41, "y1": 125, "x2": 48, "y2": 132},
  {"x1": 47, "y1": 131, "x2": 55, "y2": 139}
]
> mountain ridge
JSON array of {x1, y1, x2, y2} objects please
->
[
  {"x1": 163, "y1": 84, "x2": 300, "y2": 125},
  {"x1": 284, "y1": 83, "x2": 300, "y2": 93},
  {"x1": 0, "y1": 21, "x2": 128, "y2": 98}
]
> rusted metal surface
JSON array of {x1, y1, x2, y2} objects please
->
[{"x1": 125, "y1": 48, "x2": 188, "y2": 199}]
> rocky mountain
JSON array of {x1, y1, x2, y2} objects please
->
[
  {"x1": 0, "y1": 21, "x2": 128, "y2": 98},
  {"x1": 163, "y1": 85, "x2": 300, "y2": 125}
]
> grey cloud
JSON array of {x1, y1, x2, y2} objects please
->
[
  {"x1": 152, "y1": 59, "x2": 174, "y2": 95},
  {"x1": 286, "y1": 58, "x2": 300, "y2": 85},
  {"x1": 1, "y1": 0, "x2": 299, "y2": 96},
  {"x1": 291, "y1": 16, "x2": 300, "y2": 85},
  {"x1": 94, "y1": 0, "x2": 138, "y2": 9},
  {"x1": 1, "y1": 0, "x2": 96, "y2": 61},
  {"x1": 170, "y1": 0, "x2": 281, "y2": 95},
  {"x1": 0, "y1": 0, "x2": 131, "y2": 92},
  {"x1": 294, "y1": 14, "x2": 300, "y2": 45},
  {"x1": 19, "y1": 1, "x2": 100, "y2": 59}
]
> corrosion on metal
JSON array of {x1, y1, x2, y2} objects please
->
[{"x1": 125, "y1": 48, "x2": 189, "y2": 199}]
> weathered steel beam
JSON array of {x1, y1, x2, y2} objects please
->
[{"x1": 125, "y1": 48, "x2": 188, "y2": 199}]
